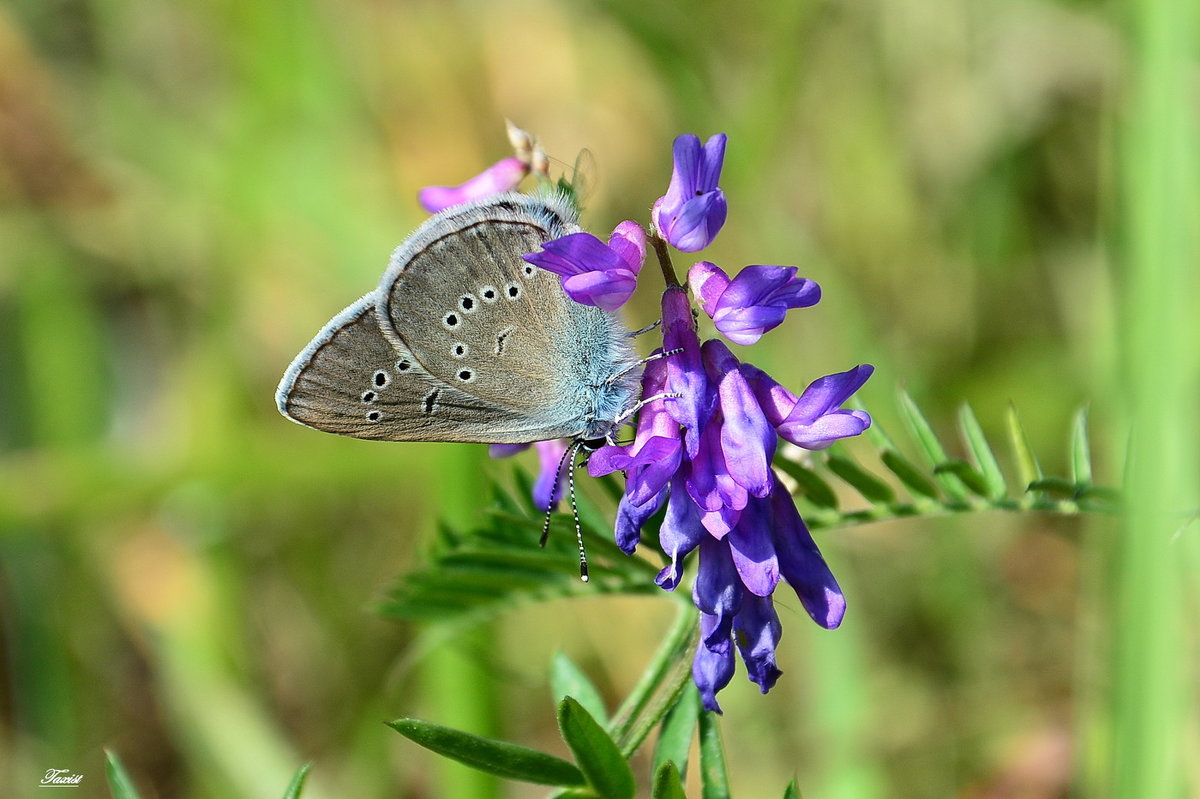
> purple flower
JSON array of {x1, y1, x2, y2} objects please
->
[
  {"x1": 489, "y1": 439, "x2": 569, "y2": 510},
  {"x1": 742, "y1": 363, "x2": 874, "y2": 449},
  {"x1": 522, "y1": 221, "x2": 646, "y2": 310},
  {"x1": 598, "y1": 280, "x2": 870, "y2": 710},
  {"x1": 587, "y1": 357, "x2": 682, "y2": 507},
  {"x1": 661, "y1": 286, "x2": 711, "y2": 457},
  {"x1": 418, "y1": 157, "x2": 529, "y2": 213},
  {"x1": 689, "y1": 262, "x2": 821, "y2": 345},
  {"x1": 653, "y1": 134, "x2": 728, "y2": 252}
]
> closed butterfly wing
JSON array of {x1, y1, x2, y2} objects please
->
[
  {"x1": 376, "y1": 192, "x2": 639, "y2": 440},
  {"x1": 276, "y1": 293, "x2": 566, "y2": 442}
]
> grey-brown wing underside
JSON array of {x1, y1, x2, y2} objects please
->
[
  {"x1": 376, "y1": 194, "x2": 590, "y2": 416},
  {"x1": 276, "y1": 293, "x2": 580, "y2": 443}
]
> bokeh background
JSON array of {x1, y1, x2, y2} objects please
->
[{"x1": 1, "y1": 0, "x2": 1195, "y2": 797}]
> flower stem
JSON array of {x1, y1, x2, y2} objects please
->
[
  {"x1": 609, "y1": 599, "x2": 699, "y2": 757},
  {"x1": 649, "y1": 228, "x2": 682, "y2": 288}
]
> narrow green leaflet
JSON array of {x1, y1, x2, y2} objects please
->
[
  {"x1": 653, "y1": 762, "x2": 689, "y2": 799},
  {"x1": 773, "y1": 456, "x2": 839, "y2": 509},
  {"x1": 104, "y1": 749, "x2": 143, "y2": 799},
  {"x1": 389, "y1": 717, "x2": 585, "y2": 787},
  {"x1": 782, "y1": 777, "x2": 803, "y2": 798},
  {"x1": 879, "y1": 450, "x2": 940, "y2": 501},
  {"x1": 899, "y1": 389, "x2": 969, "y2": 500},
  {"x1": 550, "y1": 651, "x2": 608, "y2": 727},
  {"x1": 1005, "y1": 403, "x2": 1043, "y2": 491},
  {"x1": 557, "y1": 697, "x2": 636, "y2": 799},
  {"x1": 652, "y1": 683, "x2": 701, "y2": 780},
  {"x1": 958, "y1": 403, "x2": 1006, "y2": 500},
  {"x1": 698, "y1": 711, "x2": 730, "y2": 799},
  {"x1": 825, "y1": 454, "x2": 895, "y2": 505},
  {"x1": 1070, "y1": 406, "x2": 1093, "y2": 486},
  {"x1": 281, "y1": 763, "x2": 311, "y2": 799},
  {"x1": 934, "y1": 459, "x2": 992, "y2": 498}
]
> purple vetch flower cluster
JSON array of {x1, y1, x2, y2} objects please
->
[
  {"x1": 427, "y1": 128, "x2": 873, "y2": 711},
  {"x1": 589, "y1": 134, "x2": 872, "y2": 710},
  {"x1": 589, "y1": 286, "x2": 873, "y2": 710}
]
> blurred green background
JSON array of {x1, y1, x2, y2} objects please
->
[{"x1": 1, "y1": 0, "x2": 1195, "y2": 797}]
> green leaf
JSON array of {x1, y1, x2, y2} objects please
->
[
  {"x1": 879, "y1": 450, "x2": 940, "y2": 500},
  {"x1": 899, "y1": 389, "x2": 969, "y2": 500},
  {"x1": 1005, "y1": 403, "x2": 1044, "y2": 490},
  {"x1": 652, "y1": 683, "x2": 700, "y2": 780},
  {"x1": 825, "y1": 454, "x2": 895, "y2": 504},
  {"x1": 104, "y1": 749, "x2": 143, "y2": 799},
  {"x1": 933, "y1": 460, "x2": 992, "y2": 498},
  {"x1": 958, "y1": 403, "x2": 1007, "y2": 500},
  {"x1": 698, "y1": 711, "x2": 730, "y2": 799},
  {"x1": 558, "y1": 697, "x2": 636, "y2": 799},
  {"x1": 782, "y1": 777, "x2": 803, "y2": 799},
  {"x1": 388, "y1": 717, "x2": 585, "y2": 787},
  {"x1": 281, "y1": 763, "x2": 311, "y2": 799},
  {"x1": 652, "y1": 761, "x2": 689, "y2": 799},
  {"x1": 773, "y1": 457, "x2": 839, "y2": 509},
  {"x1": 550, "y1": 652, "x2": 608, "y2": 727},
  {"x1": 1028, "y1": 477, "x2": 1080, "y2": 499},
  {"x1": 1070, "y1": 406, "x2": 1093, "y2": 486}
]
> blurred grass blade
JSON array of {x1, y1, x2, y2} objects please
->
[
  {"x1": 281, "y1": 763, "x2": 311, "y2": 799},
  {"x1": 825, "y1": 454, "x2": 894, "y2": 505},
  {"x1": 550, "y1": 652, "x2": 608, "y2": 727},
  {"x1": 652, "y1": 762, "x2": 688, "y2": 799},
  {"x1": 783, "y1": 778, "x2": 802, "y2": 799},
  {"x1": 388, "y1": 717, "x2": 585, "y2": 787},
  {"x1": 879, "y1": 450, "x2": 939, "y2": 501},
  {"x1": 652, "y1": 683, "x2": 700, "y2": 780},
  {"x1": 105, "y1": 749, "x2": 143, "y2": 799},
  {"x1": 1070, "y1": 406, "x2": 1093, "y2": 487},
  {"x1": 557, "y1": 697, "x2": 635, "y2": 799},
  {"x1": 958, "y1": 403, "x2": 1007, "y2": 500},
  {"x1": 698, "y1": 711, "x2": 730, "y2": 799},
  {"x1": 899, "y1": 389, "x2": 969, "y2": 500},
  {"x1": 1005, "y1": 403, "x2": 1044, "y2": 491},
  {"x1": 773, "y1": 457, "x2": 839, "y2": 509}
]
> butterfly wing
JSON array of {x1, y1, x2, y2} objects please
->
[
  {"x1": 376, "y1": 192, "x2": 629, "y2": 438},
  {"x1": 276, "y1": 293, "x2": 572, "y2": 443}
]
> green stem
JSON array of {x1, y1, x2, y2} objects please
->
[
  {"x1": 649, "y1": 228, "x2": 682, "y2": 288},
  {"x1": 609, "y1": 600, "x2": 699, "y2": 757}
]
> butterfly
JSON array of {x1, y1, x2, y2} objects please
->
[{"x1": 276, "y1": 192, "x2": 643, "y2": 448}]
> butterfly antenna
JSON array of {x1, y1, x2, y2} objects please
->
[
  {"x1": 539, "y1": 441, "x2": 577, "y2": 548},
  {"x1": 567, "y1": 443, "x2": 590, "y2": 583}
]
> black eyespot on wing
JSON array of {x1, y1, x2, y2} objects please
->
[
  {"x1": 443, "y1": 312, "x2": 460, "y2": 328},
  {"x1": 367, "y1": 410, "x2": 382, "y2": 422},
  {"x1": 362, "y1": 391, "x2": 377, "y2": 402},
  {"x1": 373, "y1": 370, "x2": 389, "y2": 387},
  {"x1": 396, "y1": 359, "x2": 412, "y2": 372},
  {"x1": 423, "y1": 389, "x2": 440, "y2": 414}
]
